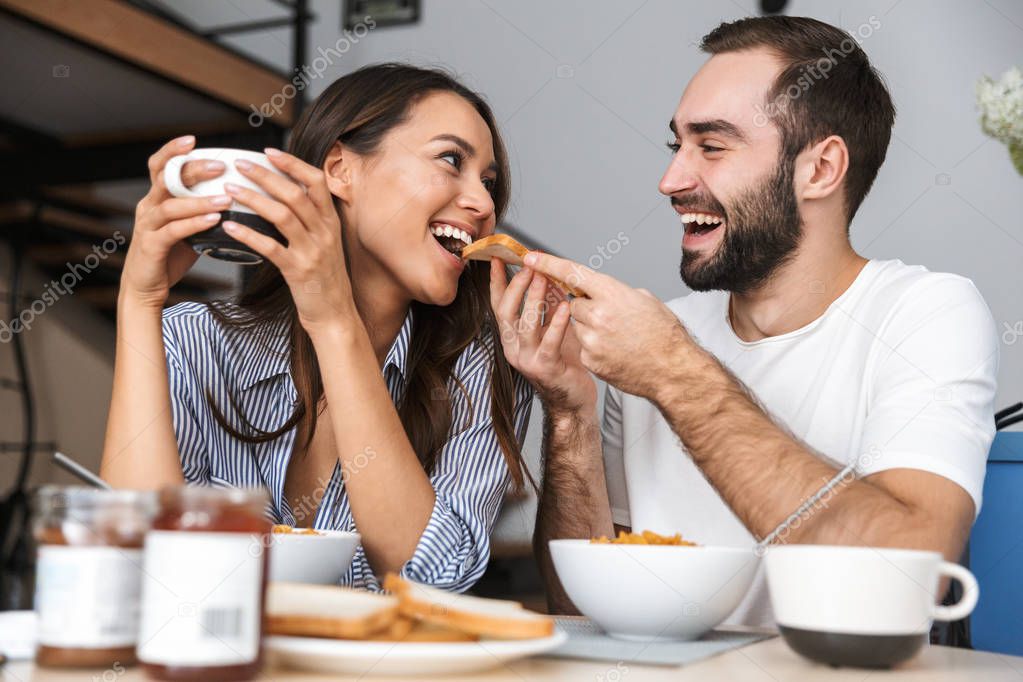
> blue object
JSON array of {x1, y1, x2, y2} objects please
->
[{"x1": 969, "y1": 431, "x2": 1023, "y2": 655}]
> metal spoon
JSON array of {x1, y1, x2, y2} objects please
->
[{"x1": 52, "y1": 451, "x2": 111, "y2": 490}]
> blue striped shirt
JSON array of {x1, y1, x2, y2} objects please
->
[{"x1": 161, "y1": 302, "x2": 533, "y2": 593}]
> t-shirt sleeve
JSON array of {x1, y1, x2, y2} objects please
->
[
  {"x1": 859, "y1": 276, "x2": 998, "y2": 517},
  {"x1": 602, "y1": 384, "x2": 631, "y2": 527}
]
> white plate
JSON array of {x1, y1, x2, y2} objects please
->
[{"x1": 266, "y1": 629, "x2": 567, "y2": 676}]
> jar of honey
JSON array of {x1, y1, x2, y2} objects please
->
[
  {"x1": 137, "y1": 487, "x2": 271, "y2": 681},
  {"x1": 33, "y1": 486, "x2": 157, "y2": 668}
]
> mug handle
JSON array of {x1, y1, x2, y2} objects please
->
[
  {"x1": 163, "y1": 152, "x2": 200, "y2": 198},
  {"x1": 930, "y1": 561, "x2": 979, "y2": 622}
]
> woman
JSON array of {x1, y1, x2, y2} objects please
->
[{"x1": 100, "y1": 64, "x2": 534, "y2": 592}]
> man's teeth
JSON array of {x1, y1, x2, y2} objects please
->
[
  {"x1": 679, "y1": 212, "x2": 723, "y2": 226},
  {"x1": 430, "y1": 224, "x2": 473, "y2": 246}
]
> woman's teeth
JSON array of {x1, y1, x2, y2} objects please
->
[{"x1": 430, "y1": 224, "x2": 473, "y2": 257}]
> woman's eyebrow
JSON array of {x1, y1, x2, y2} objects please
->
[{"x1": 430, "y1": 134, "x2": 498, "y2": 173}]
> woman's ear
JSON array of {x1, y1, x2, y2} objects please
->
[
  {"x1": 323, "y1": 140, "x2": 356, "y2": 204},
  {"x1": 797, "y1": 134, "x2": 848, "y2": 203}
]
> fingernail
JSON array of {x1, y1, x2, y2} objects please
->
[
  {"x1": 222, "y1": 220, "x2": 239, "y2": 232},
  {"x1": 203, "y1": 212, "x2": 220, "y2": 221},
  {"x1": 209, "y1": 195, "x2": 231, "y2": 206},
  {"x1": 205, "y1": 160, "x2": 225, "y2": 171},
  {"x1": 234, "y1": 159, "x2": 252, "y2": 171},
  {"x1": 177, "y1": 135, "x2": 195, "y2": 147},
  {"x1": 524, "y1": 253, "x2": 538, "y2": 266},
  {"x1": 520, "y1": 266, "x2": 532, "y2": 277},
  {"x1": 264, "y1": 147, "x2": 282, "y2": 157},
  {"x1": 224, "y1": 182, "x2": 240, "y2": 194}
]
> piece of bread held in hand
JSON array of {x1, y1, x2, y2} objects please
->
[
  {"x1": 384, "y1": 573, "x2": 554, "y2": 640},
  {"x1": 461, "y1": 234, "x2": 587, "y2": 298},
  {"x1": 265, "y1": 582, "x2": 399, "y2": 639}
]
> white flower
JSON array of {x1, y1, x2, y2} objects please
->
[{"x1": 976, "y1": 66, "x2": 1023, "y2": 174}]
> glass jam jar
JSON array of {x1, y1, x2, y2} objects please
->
[
  {"x1": 33, "y1": 486, "x2": 157, "y2": 668},
  {"x1": 137, "y1": 487, "x2": 271, "y2": 681}
]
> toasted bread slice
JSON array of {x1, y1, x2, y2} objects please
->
[
  {"x1": 384, "y1": 573, "x2": 554, "y2": 640},
  {"x1": 461, "y1": 234, "x2": 586, "y2": 298},
  {"x1": 265, "y1": 582, "x2": 399, "y2": 640},
  {"x1": 368, "y1": 616, "x2": 479, "y2": 642}
]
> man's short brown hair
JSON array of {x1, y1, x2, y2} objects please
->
[{"x1": 701, "y1": 16, "x2": 896, "y2": 224}]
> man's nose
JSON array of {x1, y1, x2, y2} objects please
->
[{"x1": 658, "y1": 153, "x2": 698, "y2": 196}]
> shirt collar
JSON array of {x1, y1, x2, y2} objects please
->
[{"x1": 237, "y1": 307, "x2": 414, "y2": 392}]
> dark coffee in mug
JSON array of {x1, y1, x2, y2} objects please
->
[{"x1": 164, "y1": 148, "x2": 289, "y2": 264}]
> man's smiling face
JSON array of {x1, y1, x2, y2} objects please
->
[{"x1": 659, "y1": 47, "x2": 804, "y2": 295}]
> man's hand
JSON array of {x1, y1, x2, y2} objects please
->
[
  {"x1": 523, "y1": 251, "x2": 694, "y2": 400},
  {"x1": 490, "y1": 258, "x2": 597, "y2": 414}
]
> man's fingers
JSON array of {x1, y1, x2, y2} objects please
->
[
  {"x1": 489, "y1": 257, "x2": 508, "y2": 309},
  {"x1": 569, "y1": 296, "x2": 597, "y2": 326},
  {"x1": 518, "y1": 271, "x2": 547, "y2": 347},
  {"x1": 523, "y1": 251, "x2": 603, "y2": 296},
  {"x1": 496, "y1": 266, "x2": 533, "y2": 326},
  {"x1": 537, "y1": 301, "x2": 571, "y2": 360}
]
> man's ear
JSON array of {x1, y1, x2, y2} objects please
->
[
  {"x1": 323, "y1": 140, "x2": 356, "y2": 204},
  {"x1": 797, "y1": 134, "x2": 848, "y2": 204}
]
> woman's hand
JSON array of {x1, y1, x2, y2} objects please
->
[
  {"x1": 121, "y1": 135, "x2": 230, "y2": 308},
  {"x1": 491, "y1": 259, "x2": 597, "y2": 415},
  {"x1": 219, "y1": 148, "x2": 357, "y2": 333}
]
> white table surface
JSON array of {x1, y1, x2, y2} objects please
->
[{"x1": 6, "y1": 636, "x2": 1023, "y2": 682}]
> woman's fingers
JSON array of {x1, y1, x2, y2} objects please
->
[
  {"x1": 145, "y1": 140, "x2": 223, "y2": 204},
  {"x1": 148, "y1": 135, "x2": 195, "y2": 186},
  {"x1": 143, "y1": 195, "x2": 232, "y2": 231},
  {"x1": 151, "y1": 211, "x2": 222, "y2": 249},
  {"x1": 261, "y1": 148, "x2": 335, "y2": 218},
  {"x1": 232, "y1": 158, "x2": 320, "y2": 234},
  {"x1": 222, "y1": 220, "x2": 287, "y2": 266},
  {"x1": 223, "y1": 182, "x2": 305, "y2": 244}
]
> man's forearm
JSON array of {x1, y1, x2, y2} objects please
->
[
  {"x1": 534, "y1": 405, "x2": 612, "y2": 614},
  {"x1": 654, "y1": 346, "x2": 953, "y2": 553}
]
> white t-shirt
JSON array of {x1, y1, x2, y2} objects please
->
[{"x1": 602, "y1": 259, "x2": 998, "y2": 628}]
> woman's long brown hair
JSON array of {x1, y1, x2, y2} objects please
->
[{"x1": 205, "y1": 63, "x2": 534, "y2": 492}]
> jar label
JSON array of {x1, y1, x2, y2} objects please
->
[
  {"x1": 137, "y1": 531, "x2": 263, "y2": 666},
  {"x1": 36, "y1": 545, "x2": 143, "y2": 648}
]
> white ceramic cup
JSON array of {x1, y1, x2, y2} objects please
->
[
  {"x1": 164, "y1": 148, "x2": 290, "y2": 264},
  {"x1": 765, "y1": 545, "x2": 978, "y2": 668}
]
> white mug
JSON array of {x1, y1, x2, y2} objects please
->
[
  {"x1": 765, "y1": 544, "x2": 978, "y2": 668},
  {"x1": 164, "y1": 148, "x2": 290, "y2": 264}
]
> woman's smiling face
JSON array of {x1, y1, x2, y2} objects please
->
[{"x1": 335, "y1": 91, "x2": 500, "y2": 307}]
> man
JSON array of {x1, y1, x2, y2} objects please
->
[{"x1": 491, "y1": 15, "x2": 997, "y2": 626}]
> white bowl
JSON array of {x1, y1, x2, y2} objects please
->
[
  {"x1": 268, "y1": 530, "x2": 361, "y2": 584},
  {"x1": 549, "y1": 539, "x2": 759, "y2": 641}
]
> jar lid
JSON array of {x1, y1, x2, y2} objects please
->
[
  {"x1": 36, "y1": 485, "x2": 158, "y2": 511},
  {"x1": 157, "y1": 485, "x2": 270, "y2": 509}
]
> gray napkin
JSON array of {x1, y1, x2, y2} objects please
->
[{"x1": 544, "y1": 617, "x2": 775, "y2": 667}]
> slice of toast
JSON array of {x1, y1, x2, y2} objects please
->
[
  {"x1": 383, "y1": 573, "x2": 554, "y2": 640},
  {"x1": 368, "y1": 616, "x2": 479, "y2": 642},
  {"x1": 265, "y1": 582, "x2": 399, "y2": 640},
  {"x1": 461, "y1": 234, "x2": 587, "y2": 298}
]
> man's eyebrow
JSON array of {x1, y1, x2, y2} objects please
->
[
  {"x1": 430, "y1": 134, "x2": 498, "y2": 173},
  {"x1": 669, "y1": 119, "x2": 749, "y2": 143}
]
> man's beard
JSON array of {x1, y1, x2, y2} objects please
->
[{"x1": 679, "y1": 159, "x2": 802, "y2": 295}]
